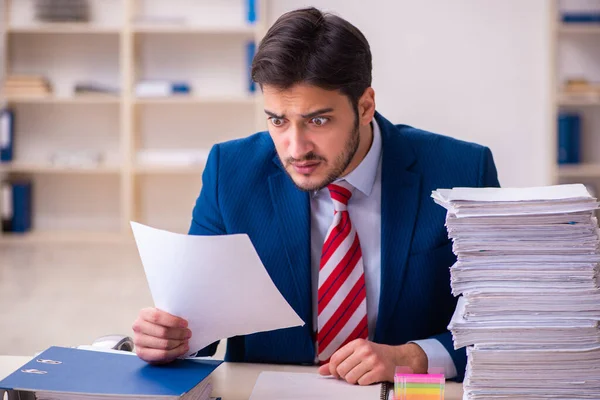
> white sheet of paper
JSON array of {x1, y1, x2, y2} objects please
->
[
  {"x1": 249, "y1": 372, "x2": 383, "y2": 400},
  {"x1": 433, "y1": 184, "x2": 592, "y2": 202},
  {"x1": 130, "y1": 222, "x2": 305, "y2": 357}
]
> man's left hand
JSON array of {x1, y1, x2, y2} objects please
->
[{"x1": 317, "y1": 339, "x2": 428, "y2": 386}]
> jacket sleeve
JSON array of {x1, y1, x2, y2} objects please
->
[{"x1": 188, "y1": 144, "x2": 227, "y2": 357}]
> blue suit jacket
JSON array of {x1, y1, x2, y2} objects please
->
[{"x1": 189, "y1": 112, "x2": 500, "y2": 382}]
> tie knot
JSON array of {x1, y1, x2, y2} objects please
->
[{"x1": 327, "y1": 181, "x2": 354, "y2": 211}]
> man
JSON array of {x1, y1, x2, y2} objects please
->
[{"x1": 132, "y1": 7, "x2": 499, "y2": 385}]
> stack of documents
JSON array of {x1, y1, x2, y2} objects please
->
[
  {"x1": 432, "y1": 184, "x2": 600, "y2": 399},
  {"x1": 3, "y1": 75, "x2": 52, "y2": 97}
]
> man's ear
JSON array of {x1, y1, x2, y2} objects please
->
[{"x1": 357, "y1": 88, "x2": 376, "y2": 126}]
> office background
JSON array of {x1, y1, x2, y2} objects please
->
[{"x1": 1, "y1": 0, "x2": 599, "y2": 356}]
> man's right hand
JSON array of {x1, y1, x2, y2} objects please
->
[{"x1": 132, "y1": 308, "x2": 192, "y2": 364}]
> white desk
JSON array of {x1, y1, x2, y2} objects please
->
[{"x1": 0, "y1": 356, "x2": 464, "y2": 399}]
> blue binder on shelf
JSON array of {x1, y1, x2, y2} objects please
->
[
  {"x1": 0, "y1": 346, "x2": 223, "y2": 398},
  {"x1": 1, "y1": 108, "x2": 15, "y2": 163},
  {"x1": 1, "y1": 180, "x2": 13, "y2": 232},
  {"x1": 1, "y1": 180, "x2": 31, "y2": 233},
  {"x1": 247, "y1": 41, "x2": 257, "y2": 93},
  {"x1": 561, "y1": 12, "x2": 600, "y2": 23},
  {"x1": 558, "y1": 112, "x2": 581, "y2": 165},
  {"x1": 11, "y1": 180, "x2": 32, "y2": 233},
  {"x1": 247, "y1": 0, "x2": 257, "y2": 24}
]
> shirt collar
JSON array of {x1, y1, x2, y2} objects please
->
[
  {"x1": 312, "y1": 117, "x2": 382, "y2": 198},
  {"x1": 340, "y1": 117, "x2": 382, "y2": 197}
]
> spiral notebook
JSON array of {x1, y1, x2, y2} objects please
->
[{"x1": 248, "y1": 371, "x2": 393, "y2": 400}]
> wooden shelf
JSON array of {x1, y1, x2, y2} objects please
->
[
  {"x1": 135, "y1": 164, "x2": 205, "y2": 175},
  {"x1": 558, "y1": 98, "x2": 600, "y2": 106},
  {"x1": 557, "y1": 92, "x2": 600, "y2": 106},
  {"x1": 0, "y1": 231, "x2": 129, "y2": 244},
  {"x1": 0, "y1": 162, "x2": 121, "y2": 175},
  {"x1": 558, "y1": 24, "x2": 600, "y2": 35},
  {"x1": 6, "y1": 96, "x2": 121, "y2": 105},
  {"x1": 1, "y1": 0, "x2": 269, "y2": 241},
  {"x1": 134, "y1": 96, "x2": 258, "y2": 105},
  {"x1": 558, "y1": 164, "x2": 600, "y2": 178},
  {"x1": 133, "y1": 24, "x2": 257, "y2": 35},
  {"x1": 8, "y1": 23, "x2": 121, "y2": 34}
]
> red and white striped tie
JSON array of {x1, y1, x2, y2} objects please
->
[{"x1": 317, "y1": 180, "x2": 368, "y2": 363}]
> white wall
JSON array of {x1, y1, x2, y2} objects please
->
[{"x1": 267, "y1": 0, "x2": 554, "y2": 188}]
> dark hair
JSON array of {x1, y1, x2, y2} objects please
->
[{"x1": 251, "y1": 7, "x2": 372, "y2": 112}]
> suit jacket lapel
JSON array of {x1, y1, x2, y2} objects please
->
[
  {"x1": 268, "y1": 158, "x2": 312, "y2": 326},
  {"x1": 374, "y1": 113, "x2": 422, "y2": 342}
]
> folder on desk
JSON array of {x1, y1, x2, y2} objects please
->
[
  {"x1": 0, "y1": 108, "x2": 14, "y2": 163},
  {"x1": 0, "y1": 346, "x2": 222, "y2": 399}
]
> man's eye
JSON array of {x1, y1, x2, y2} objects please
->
[
  {"x1": 270, "y1": 118, "x2": 284, "y2": 127},
  {"x1": 311, "y1": 117, "x2": 329, "y2": 127}
]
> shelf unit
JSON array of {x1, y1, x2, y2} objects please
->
[
  {"x1": 0, "y1": 0, "x2": 269, "y2": 242},
  {"x1": 8, "y1": 24, "x2": 122, "y2": 34},
  {"x1": 551, "y1": 1, "x2": 600, "y2": 197}
]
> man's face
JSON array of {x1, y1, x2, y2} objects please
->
[{"x1": 263, "y1": 84, "x2": 361, "y2": 192}]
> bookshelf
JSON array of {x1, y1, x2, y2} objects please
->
[
  {"x1": 0, "y1": 0, "x2": 268, "y2": 242},
  {"x1": 8, "y1": 24, "x2": 122, "y2": 34},
  {"x1": 552, "y1": 1, "x2": 600, "y2": 198}
]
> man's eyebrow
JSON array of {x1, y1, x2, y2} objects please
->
[
  {"x1": 264, "y1": 109, "x2": 284, "y2": 119},
  {"x1": 263, "y1": 108, "x2": 335, "y2": 120},
  {"x1": 301, "y1": 108, "x2": 334, "y2": 119}
]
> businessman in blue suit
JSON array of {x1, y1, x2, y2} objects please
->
[{"x1": 132, "y1": 7, "x2": 500, "y2": 385}]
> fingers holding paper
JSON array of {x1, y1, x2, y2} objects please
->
[{"x1": 132, "y1": 307, "x2": 192, "y2": 364}]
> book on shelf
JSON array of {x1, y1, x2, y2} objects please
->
[
  {"x1": 1, "y1": 179, "x2": 32, "y2": 234},
  {"x1": 561, "y1": 12, "x2": 600, "y2": 24},
  {"x1": 73, "y1": 81, "x2": 120, "y2": 96},
  {"x1": 247, "y1": 41, "x2": 257, "y2": 93},
  {"x1": 558, "y1": 112, "x2": 581, "y2": 165},
  {"x1": 136, "y1": 80, "x2": 192, "y2": 97},
  {"x1": 247, "y1": 0, "x2": 257, "y2": 24},
  {"x1": 0, "y1": 108, "x2": 14, "y2": 163},
  {"x1": 137, "y1": 149, "x2": 209, "y2": 167},
  {"x1": 4, "y1": 75, "x2": 52, "y2": 97}
]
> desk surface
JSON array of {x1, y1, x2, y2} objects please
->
[{"x1": 0, "y1": 355, "x2": 464, "y2": 399}]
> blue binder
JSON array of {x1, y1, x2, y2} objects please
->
[
  {"x1": 11, "y1": 181, "x2": 32, "y2": 233},
  {"x1": 0, "y1": 108, "x2": 14, "y2": 163},
  {"x1": 247, "y1": 0, "x2": 257, "y2": 24},
  {"x1": 562, "y1": 12, "x2": 600, "y2": 23},
  {"x1": 247, "y1": 41, "x2": 257, "y2": 93},
  {"x1": 558, "y1": 112, "x2": 581, "y2": 165},
  {"x1": 0, "y1": 346, "x2": 223, "y2": 397},
  {"x1": 1, "y1": 180, "x2": 13, "y2": 232}
]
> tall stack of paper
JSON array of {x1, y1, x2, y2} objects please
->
[{"x1": 432, "y1": 184, "x2": 600, "y2": 399}]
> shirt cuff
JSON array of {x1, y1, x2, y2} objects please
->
[{"x1": 409, "y1": 338, "x2": 458, "y2": 379}]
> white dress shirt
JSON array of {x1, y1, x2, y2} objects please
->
[{"x1": 310, "y1": 118, "x2": 457, "y2": 378}]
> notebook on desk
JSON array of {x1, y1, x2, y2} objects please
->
[
  {"x1": 249, "y1": 371, "x2": 393, "y2": 400},
  {"x1": 0, "y1": 346, "x2": 222, "y2": 399}
]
